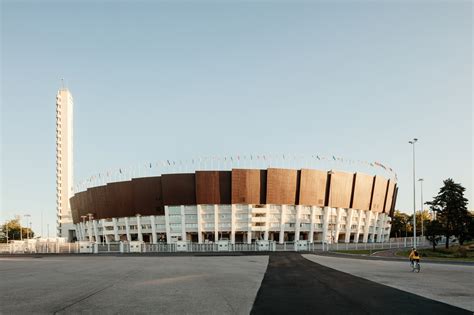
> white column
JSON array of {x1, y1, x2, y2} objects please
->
[
  {"x1": 181, "y1": 205, "x2": 187, "y2": 242},
  {"x1": 334, "y1": 208, "x2": 343, "y2": 243},
  {"x1": 214, "y1": 205, "x2": 219, "y2": 242},
  {"x1": 231, "y1": 204, "x2": 236, "y2": 244},
  {"x1": 137, "y1": 216, "x2": 143, "y2": 242},
  {"x1": 295, "y1": 205, "x2": 301, "y2": 242},
  {"x1": 309, "y1": 206, "x2": 315, "y2": 243},
  {"x1": 264, "y1": 205, "x2": 269, "y2": 241},
  {"x1": 101, "y1": 219, "x2": 109, "y2": 244},
  {"x1": 345, "y1": 209, "x2": 354, "y2": 243},
  {"x1": 322, "y1": 206, "x2": 330, "y2": 243},
  {"x1": 113, "y1": 218, "x2": 119, "y2": 242},
  {"x1": 197, "y1": 205, "x2": 203, "y2": 244},
  {"x1": 354, "y1": 210, "x2": 363, "y2": 243},
  {"x1": 150, "y1": 216, "x2": 157, "y2": 244},
  {"x1": 386, "y1": 217, "x2": 392, "y2": 242},
  {"x1": 363, "y1": 211, "x2": 372, "y2": 243},
  {"x1": 93, "y1": 220, "x2": 99, "y2": 243},
  {"x1": 164, "y1": 206, "x2": 171, "y2": 244},
  {"x1": 247, "y1": 205, "x2": 252, "y2": 244},
  {"x1": 370, "y1": 212, "x2": 379, "y2": 243},
  {"x1": 279, "y1": 205, "x2": 286, "y2": 244},
  {"x1": 88, "y1": 221, "x2": 93, "y2": 241},
  {"x1": 377, "y1": 213, "x2": 385, "y2": 242},
  {"x1": 124, "y1": 217, "x2": 131, "y2": 242}
]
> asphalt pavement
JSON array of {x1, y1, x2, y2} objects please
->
[{"x1": 250, "y1": 253, "x2": 471, "y2": 315}]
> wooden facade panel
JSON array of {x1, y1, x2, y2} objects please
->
[
  {"x1": 389, "y1": 186, "x2": 398, "y2": 217},
  {"x1": 231, "y1": 169, "x2": 266, "y2": 204},
  {"x1": 298, "y1": 169, "x2": 327, "y2": 206},
  {"x1": 105, "y1": 181, "x2": 133, "y2": 218},
  {"x1": 371, "y1": 176, "x2": 388, "y2": 213},
  {"x1": 351, "y1": 173, "x2": 374, "y2": 211},
  {"x1": 384, "y1": 180, "x2": 396, "y2": 213},
  {"x1": 266, "y1": 168, "x2": 298, "y2": 205},
  {"x1": 195, "y1": 171, "x2": 231, "y2": 204},
  {"x1": 70, "y1": 195, "x2": 80, "y2": 224},
  {"x1": 328, "y1": 171, "x2": 353, "y2": 209},
  {"x1": 162, "y1": 173, "x2": 196, "y2": 205},
  {"x1": 132, "y1": 177, "x2": 164, "y2": 216}
]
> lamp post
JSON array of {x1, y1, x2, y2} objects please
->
[
  {"x1": 408, "y1": 138, "x2": 418, "y2": 248},
  {"x1": 328, "y1": 170, "x2": 335, "y2": 245},
  {"x1": 418, "y1": 178, "x2": 424, "y2": 238}
]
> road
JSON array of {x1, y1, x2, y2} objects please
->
[{"x1": 251, "y1": 253, "x2": 471, "y2": 314}]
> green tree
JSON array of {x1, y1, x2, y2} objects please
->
[
  {"x1": 0, "y1": 219, "x2": 34, "y2": 242},
  {"x1": 390, "y1": 210, "x2": 411, "y2": 238},
  {"x1": 425, "y1": 220, "x2": 443, "y2": 251},
  {"x1": 408, "y1": 210, "x2": 432, "y2": 237},
  {"x1": 426, "y1": 179, "x2": 469, "y2": 248}
]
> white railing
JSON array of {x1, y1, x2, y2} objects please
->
[{"x1": 0, "y1": 237, "x2": 427, "y2": 254}]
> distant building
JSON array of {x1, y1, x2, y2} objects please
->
[{"x1": 56, "y1": 88, "x2": 75, "y2": 240}]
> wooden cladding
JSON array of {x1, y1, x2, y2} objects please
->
[
  {"x1": 266, "y1": 168, "x2": 299, "y2": 205},
  {"x1": 231, "y1": 169, "x2": 266, "y2": 204},
  {"x1": 328, "y1": 171, "x2": 354, "y2": 209},
  {"x1": 70, "y1": 168, "x2": 399, "y2": 223},
  {"x1": 299, "y1": 169, "x2": 327, "y2": 206}
]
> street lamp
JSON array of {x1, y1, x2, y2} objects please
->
[
  {"x1": 408, "y1": 138, "x2": 418, "y2": 248},
  {"x1": 418, "y1": 178, "x2": 424, "y2": 238},
  {"x1": 328, "y1": 170, "x2": 335, "y2": 245}
]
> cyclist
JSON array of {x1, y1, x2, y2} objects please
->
[{"x1": 409, "y1": 248, "x2": 420, "y2": 267}]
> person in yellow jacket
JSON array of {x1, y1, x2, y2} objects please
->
[{"x1": 409, "y1": 248, "x2": 421, "y2": 265}]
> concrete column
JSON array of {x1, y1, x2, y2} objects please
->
[
  {"x1": 345, "y1": 209, "x2": 354, "y2": 243},
  {"x1": 93, "y1": 220, "x2": 99, "y2": 243},
  {"x1": 386, "y1": 217, "x2": 392, "y2": 242},
  {"x1": 279, "y1": 205, "x2": 286, "y2": 244},
  {"x1": 124, "y1": 217, "x2": 131, "y2": 242},
  {"x1": 214, "y1": 205, "x2": 219, "y2": 242},
  {"x1": 164, "y1": 206, "x2": 171, "y2": 244},
  {"x1": 334, "y1": 208, "x2": 343, "y2": 243},
  {"x1": 377, "y1": 213, "x2": 385, "y2": 242},
  {"x1": 136, "y1": 215, "x2": 143, "y2": 242},
  {"x1": 197, "y1": 205, "x2": 203, "y2": 244},
  {"x1": 247, "y1": 205, "x2": 252, "y2": 244},
  {"x1": 113, "y1": 218, "x2": 119, "y2": 241},
  {"x1": 370, "y1": 212, "x2": 379, "y2": 243},
  {"x1": 354, "y1": 210, "x2": 363, "y2": 243},
  {"x1": 363, "y1": 211, "x2": 372, "y2": 243},
  {"x1": 309, "y1": 206, "x2": 315, "y2": 243},
  {"x1": 88, "y1": 221, "x2": 93, "y2": 241},
  {"x1": 101, "y1": 219, "x2": 109, "y2": 244},
  {"x1": 181, "y1": 205, "x2": 186, "y2": 241},
  {"x1": 150, "y1": 216, "x2": 157, "y2": 244},
  {"x1": 231, "y1": 204, "x2": 236, "y2": 244},
  {"x1": 295, "y1": 205, "x2": 301, "y2": 242},
  {"x1": 264, "y1": 205, "x2": 269, "y2": 241},
  {"x1": 322, "y1": 207, "x2": 330, "y2": 243}
]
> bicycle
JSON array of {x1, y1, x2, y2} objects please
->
[{"x1": 410, "y1": 260, "x2": 421, "y2": 273}]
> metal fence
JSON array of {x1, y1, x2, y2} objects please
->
[{"x1": 0, "y1": 237, "x2": 427, "y2": 255}]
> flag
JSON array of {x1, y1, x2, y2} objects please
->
[
  {"x1": 149, "y1": 163, "x2": 152, "y2": 168},
  {"x1": 167, "y1": 160, "x2": 170, "y2": 166},
  {"x1": 332, "y1": 156, "x2": 336, "y2": 160},
  {"x1": 250, "y1": 155, "x2": 253, "y2": 160},
  {"x1": 119, "y1": 168, "x2": 122, "y2": 174}
]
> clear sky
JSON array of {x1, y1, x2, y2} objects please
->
[{"x1": 1, "y1": 0, "x2": 472, "y2": 237}]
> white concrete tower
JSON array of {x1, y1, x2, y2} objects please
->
[{"x1": 56, "y1": 88, "x2": 75, "y2": 240}]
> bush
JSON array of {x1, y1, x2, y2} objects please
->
[{"x1": 456, "y1": 247, "x2": 468, "y2": 258}]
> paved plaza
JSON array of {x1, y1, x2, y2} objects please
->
[
  {"x1": 303, "y1": 254, "x2": 474, "y2": 312},
  {"x1": 0, "y1": 253, "x2": 472, "y2": 314}
]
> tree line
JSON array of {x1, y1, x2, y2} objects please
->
[{"x1": 391, "y1": 178, "x2": 472, "y2": 249}]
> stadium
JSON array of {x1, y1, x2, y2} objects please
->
[{"x1": 70, "y1": 167, "x2": 397, "y2": 245}]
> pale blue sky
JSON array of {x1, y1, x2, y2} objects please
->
[{"x1": 1, "y1": 0, "x2": 472, "y2": 236}]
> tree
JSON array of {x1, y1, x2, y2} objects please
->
[
  {"x1": 408, "y1": 210, "x2": 431, "y2": 237},
  {"x1": 425, "y1": 220, "x2": 443, "y2": 251},
  {"x1": 390, "y1": 210, "x2": 411, "y2": 238},
  {"x1": 426, "y1": 179, "x2": 469, "y2": 248},
  {"x1": 0, "y1": 219, "x2": 34, "y2": 242}
]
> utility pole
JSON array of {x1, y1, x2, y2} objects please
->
[{"x1": 408, "y1": 138, "x2": 418, "y2": 248}]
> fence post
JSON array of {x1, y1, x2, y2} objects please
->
[{"x1": 68, "y1": 243, "x2": 71, "y2": 253}]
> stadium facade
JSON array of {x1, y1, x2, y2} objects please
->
[{"x1": 70, "y1": 168, "x2": 397, "y2": 244}]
